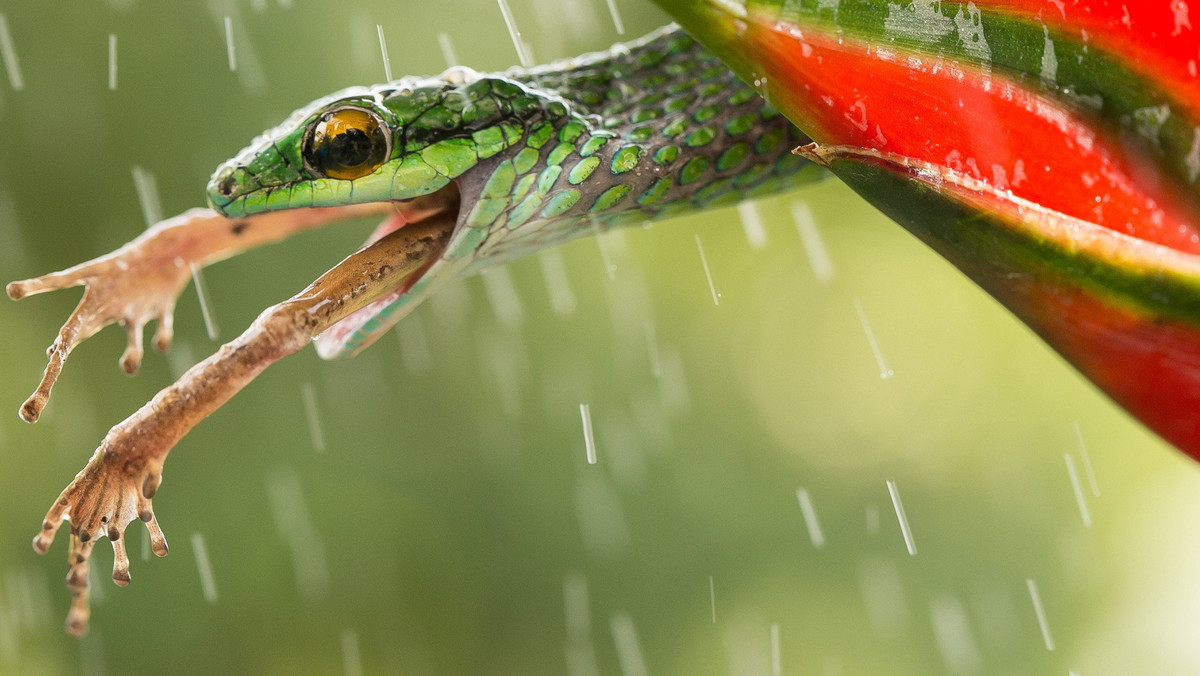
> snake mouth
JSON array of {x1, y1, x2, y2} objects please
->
[
  {"x1": 313, "y1": 180, "x2": 463, "y2": 358},
  {"x1": 367, "y1": 180, "x2": 461, "y2": 245}
]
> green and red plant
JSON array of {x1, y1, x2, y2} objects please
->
[{"x1": 656, "y1": 0, "x2": 1200, "y2": 459}]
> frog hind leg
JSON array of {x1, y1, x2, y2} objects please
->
[{"x1": 32, "y1": 214, "x2": 452, "y2": 636}]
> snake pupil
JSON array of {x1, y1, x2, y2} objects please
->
[
  {"x1": 305, "y1": 107, "x2": 390, "y2": 180},
  {"x1": 327, "y1": 129, "x2": 372, "y2": 168}
]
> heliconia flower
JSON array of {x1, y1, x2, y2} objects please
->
[{"x1": 654, "y1": 0, "x2": 1200, "y2": 460}]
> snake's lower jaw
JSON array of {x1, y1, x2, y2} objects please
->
[{"x1": 315, "y1": 185, "x2": 463, "y2": 359}]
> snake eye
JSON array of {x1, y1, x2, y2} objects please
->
[{"x1": 304, "y1": 107, "x2": 390, "y2": 180}]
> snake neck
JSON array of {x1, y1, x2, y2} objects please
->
[{"x1": 452, "y1": 26, "x2": 821, "y2": 269}]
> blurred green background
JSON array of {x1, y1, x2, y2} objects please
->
[{"x1": 1, "y1": 1, "x2": 1199, "y2": 674}]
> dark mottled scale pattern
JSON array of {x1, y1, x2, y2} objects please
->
[{"x1": 448, "y1": 26, "x2": 817, "y2": 267}]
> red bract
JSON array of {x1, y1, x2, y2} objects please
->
[
  {"x1": 753, "y1": 27, "x2": 1200, "y2": 251},
  {"x1": 990, "y1": 0, "x2": 1200, "y2": 112},
  {"x1": 656, "y1": 0, "x2": 1200, "y2": 459}
]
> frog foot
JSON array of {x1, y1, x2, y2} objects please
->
[
  {"x1": 33, "y1": 446, "x2": 169, "y2": 637},
  {"x1": 7, "y1": 218, "x2": 199, "y2": 422}
]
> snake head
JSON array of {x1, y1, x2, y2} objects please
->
[
  {"x1": 204, "y1": 65, "x2": 588, "y2": 358},
  {"x1": 206, "y1": 69, "x2": 562, "y2": 218}
]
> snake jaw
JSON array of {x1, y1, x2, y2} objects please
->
[{"x1": 314, "y1": 182, "x2": 467, "y2": 358}]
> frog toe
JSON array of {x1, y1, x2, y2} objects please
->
[
  {"x1": 152, "y1": 306, "x2": 176, "y2": 353},
  {"x1": 19, "y1": 289, "x2": 109, "y2": 423},
  {"x1": 119, "y1": 318, "x2": 147, "y2": 375}
]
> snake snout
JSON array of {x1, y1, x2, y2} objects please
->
[{"x1": 205, "y1": 163, "x2": 257, "y2": 215}]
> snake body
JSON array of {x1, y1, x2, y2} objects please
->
[
  {"x1": 209, "y1": 26, "x2": 823, "y2": 356},
  {"x1": 458, "y1": 26, "x2": 820, "y2": 263}
]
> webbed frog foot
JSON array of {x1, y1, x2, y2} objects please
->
[
  {"x1": 33, "y1": 444, "x2": 169, "y2": 637},
  {"x1": 6, "y1": 210, "x2": 211, "y2": 422}
]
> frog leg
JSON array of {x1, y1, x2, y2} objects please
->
[
  {"x1": 7, "y1": 202, "x2": 397, "y2": 422},
  {"x1": 32, "y1": 213, "x2": 453, "y2": 636}
]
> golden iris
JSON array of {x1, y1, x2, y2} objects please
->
[{"x1": 304, "y1": 107, "x2": 389, "y2": 180}]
